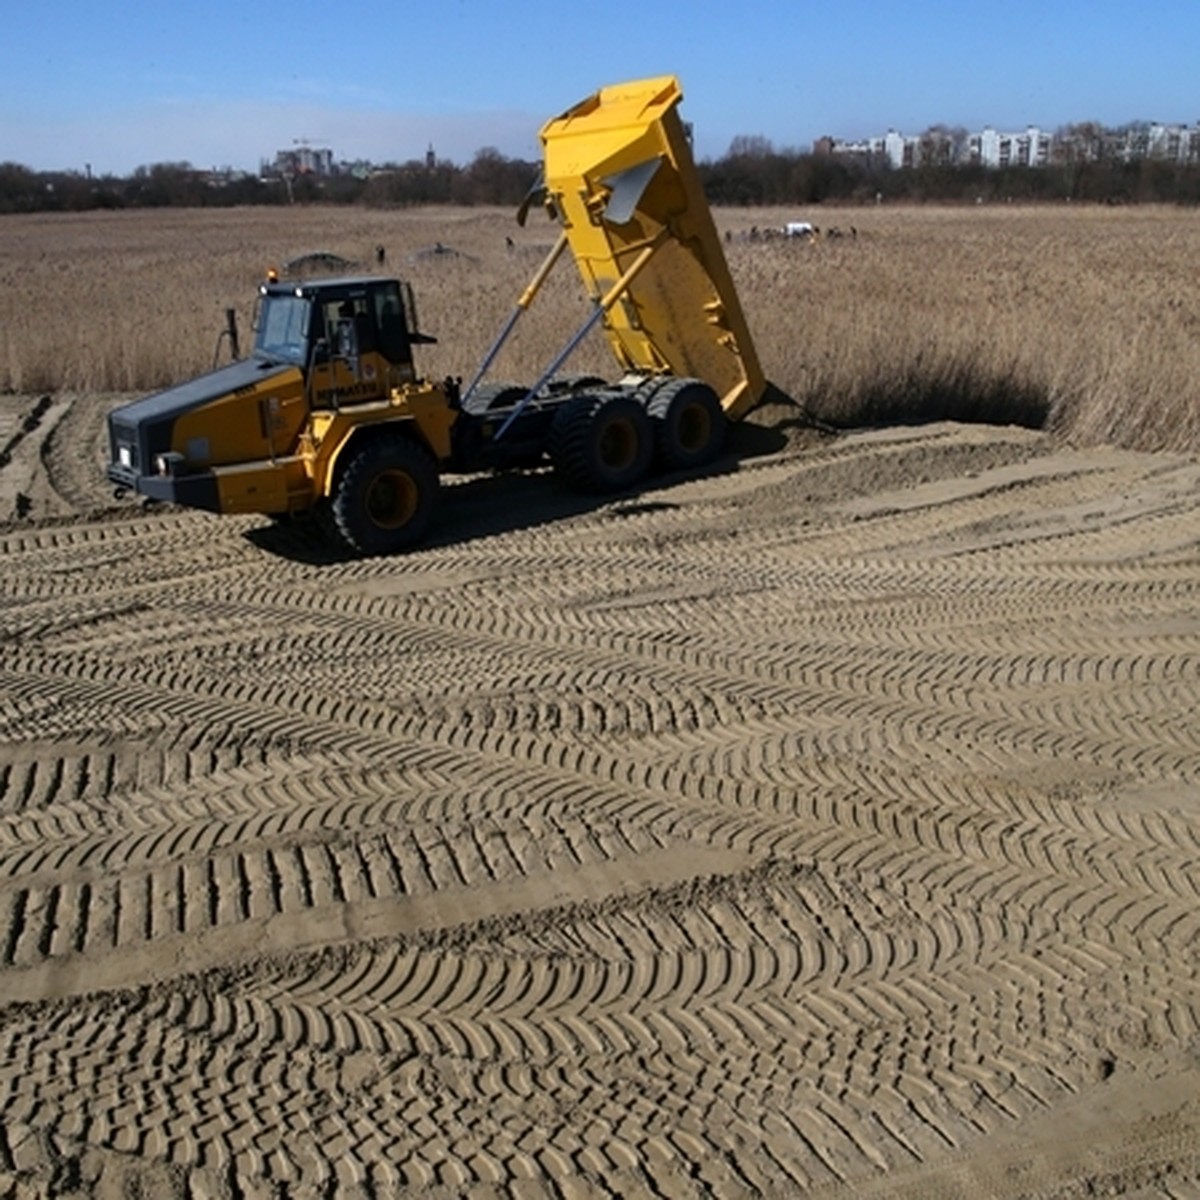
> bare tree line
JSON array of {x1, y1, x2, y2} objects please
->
[{"x1": 5, "y1": 137, "x2": 1200, "y2": 215}]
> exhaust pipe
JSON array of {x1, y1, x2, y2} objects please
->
[{"x1": 212, "y1": 308, "x2": 241, "y2": 367}]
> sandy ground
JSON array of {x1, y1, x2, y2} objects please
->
[{"x1": 0, "y1": 391, "x2": 1198, "y2": 1199}]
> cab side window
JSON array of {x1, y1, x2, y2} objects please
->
[
  {"x1": 374, "y1": 287, "x2": 411, "y2": 365},
  {"x1": 353, "y1": 309, "x2": 376, "y2": 354}
]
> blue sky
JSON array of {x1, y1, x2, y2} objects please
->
[{"x1": 2, "y1": 0, "x2": 1197, "y2": 175}]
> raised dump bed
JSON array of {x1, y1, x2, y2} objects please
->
[{"x1": 539, "y1": 75, "x2": 765, "y2": 420}]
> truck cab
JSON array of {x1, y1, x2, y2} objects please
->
[
  {"x1": 256, "y1": 275, "x2": 434, "y2": 405},
  {"x1": 107, "y1": 276, "x2": 435, "y2": 513}
]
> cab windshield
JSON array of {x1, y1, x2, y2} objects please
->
[{"x1": 255, "y1": 294, "x2": 312, "y2": 364}]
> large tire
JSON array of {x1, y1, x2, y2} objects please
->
[
  {"x1": 549, "y1": 393, "x2": 653, "y2": 493},
  {"x1": 329, "y1": 432, "x2": 439, "y2": 556},
  {"x1": 645, "y1": 377, "x2": 727, "y2": 470}
]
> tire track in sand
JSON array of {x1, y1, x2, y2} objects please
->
[{"x1": 1, "y1": 421, "x2": 1198, "y2": 1197}]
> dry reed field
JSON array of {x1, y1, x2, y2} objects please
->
[
  {"x1": 2, "y1": 202, "x2": 1199, "y2": 453},
  {"x1": 0, "y1": 205, "x2": 1199, "y2": 1200}
]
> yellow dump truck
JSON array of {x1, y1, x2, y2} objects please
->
[{"x1": 106, "y1": 76, "x2": 766, "y2": 555}]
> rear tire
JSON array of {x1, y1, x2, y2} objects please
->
[
  {"x1": 549, "y1": 393, "x2": 653, "y2": 493},
  {"x1": 645, "y1": 378, "x2": 726, "y2": 470},
  {"x1": 329, "y1": 432, "x2": 438, "y2": 556}
]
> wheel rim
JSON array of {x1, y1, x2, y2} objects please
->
[
  {"x1": 677, "y1": 403, "x2": 712, "y2": 453},
  {"x1": 599, "y1": 417, "x2": 639, "y2": 471},
  {"x1": 365, "y1": 468, "x2": 419, "y2": 529}
]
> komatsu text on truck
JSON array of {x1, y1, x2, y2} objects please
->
[{"x1": 106, "y1": 77, "x2": 766, "y2": 555}]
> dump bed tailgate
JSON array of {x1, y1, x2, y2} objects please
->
[{"x1": 540, "y1": 76, "x2": 764, "y2": 420}]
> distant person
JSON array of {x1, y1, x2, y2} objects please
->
[{"x1": 335, "y1": 302, "x2": 357, "y2": 358}]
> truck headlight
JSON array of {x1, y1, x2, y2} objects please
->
[{"x1": 154, "y1": 452, "x2": 186, "y2": 477}]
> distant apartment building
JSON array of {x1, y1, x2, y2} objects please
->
[
  {"x1": 968, "y1": 126, "x2": 1051, "y2": 168},
  {"x1": 882, "y1": 130, "x2": 915, "y2": 169},
  {"x1": 813, "y1": 130, "x2": 914, "y2": 169},
  {"x1": 817, "y1": 120, "x2": 1200, "y2": 168},
  {"x1": 269, "y1": 144, "x2": 334, "y2": 177},
  {"x1": 1129, "y1": 122, "x2": 1200, "y2": 163},
  {"x1": 815, "y1": 128, "x2": 958, "y2": 170}
]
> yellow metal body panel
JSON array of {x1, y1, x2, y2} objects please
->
[
  {"x1": 213, "y1": 459, "x2": 305, "y2": 514},
  {"x1": 227, "y1": 387, "x2": 451, "y2": 513},
  {"x1": 311, "y1": 382, "x2": 456, "y2": 499},
  {"x1": 172, "y1": 366, "x2": 309, "y2": 467},
  {"x1": 308, "y1": 350, "x2": 408, "y2": 408},
  {"x1": 170, "y1": 363, "x2": 455, "y2": 516},
  {"x1": 539, "y1": 76, "x2": 765, "y2": 420}
]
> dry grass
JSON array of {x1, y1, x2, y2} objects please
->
[
  {"x1": 733, "y1": 204, "x2": 1200, "y2": 453},
  {"x1": 2, "y1": 203, "x2": 1198, "y2": 453}
]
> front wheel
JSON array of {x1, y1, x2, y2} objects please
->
[{"x1": 329, "y1": 432, "x2": 439, "y2": 556}]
